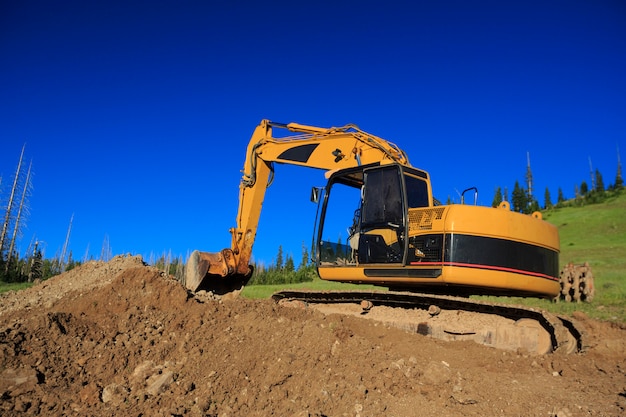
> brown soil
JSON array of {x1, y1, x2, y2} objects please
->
[{"x1": 1, "y1": 255, "x2": 625, "y2": 416}]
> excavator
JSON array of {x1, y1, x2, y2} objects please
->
[{"x1": 185, "y1": 119, "x2": 585, "y2": 354}]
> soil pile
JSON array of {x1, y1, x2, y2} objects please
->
[{"x1": 1, "y1": 255, "x2": 625, "y2": 416}]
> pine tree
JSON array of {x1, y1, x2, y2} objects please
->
[
  {"x1": 66, "y1": 250, "x2": 79, "y2": 272},
  {"x1": 588, "y1": 157, "x2": 596, "y2": 191},
  {"x1": 285, "y1": 254, "x2": 295, "y2": 272},
  {"x1": 615, "y1": 145, "x2": 623, "y2": 189},
  {"x1": 298, "y1": 242, "x2": 309, "y2": 270},
  {"x1": 275, "y1": 245, "x2": 284, "y2": 270},
  {"x1": 580, "y1": 181, "x2": 588, "y2": 196},
  {"x1": 492, "y1": 187, "x2": 503, "y2": 208},
  {"x1": 28, "y1": 244, "x2": 43, "y2": 282},
  {"x1": 544, "y1": 187, "x2": 553, "y2": 209},
  {"x1": 511, "y1": 181, "x2": 527, "y2": 213},
  {"x1": 528, "y1": 198, "x2": 540, "y2": 213},
  {"x1": 595, "y1": 169, "x2": 605, "y2": 193},
  {"x1": 557, "y1": 188, "x2": 565, "y2": 205}
]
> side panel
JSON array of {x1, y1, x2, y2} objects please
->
[{"x1": 444, "y1": 234, "x2": 559, "y2": 281}]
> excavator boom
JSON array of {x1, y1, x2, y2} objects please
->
[{"x1": 185, "y1": 119, "x2": 416, "y2": 293}]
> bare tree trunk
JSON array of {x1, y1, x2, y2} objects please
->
[
  {"x1": 59, "y1": 214, "x2": 73, "y2": 272},
  {"x1": 164, "y1": 250, "x2": 172, "y2": 276},
  {"x1": 175, "y1": 255, "x2": 185, "y2": 282},
  {"x1": 100, "y1": 234, "x2": 111, "y2": 261},
  {"x1": 82, "y1": 243, "x2": 90, "y2": 263},
  {"x1": 0, "y1": 145, "x2": 25, "y2": 258},
  {"x1": 5, "y1": 160, "x2": 32, "y2": 274}
]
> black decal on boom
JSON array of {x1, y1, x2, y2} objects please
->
[{"x1": 277, "y1": 144, "x2": 319, "y2": 163}]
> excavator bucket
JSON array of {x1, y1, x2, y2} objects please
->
[{"x1": 184, "y1": 250, "x2": 252, "y2": 296}]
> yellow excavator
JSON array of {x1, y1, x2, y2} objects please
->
[{"x1": 185, "y1": 119, "x2": 584, "y2": 354}]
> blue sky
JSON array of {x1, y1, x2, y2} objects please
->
[{"x1": 1, "y1": 1, "x2": 624, "y2": 266}]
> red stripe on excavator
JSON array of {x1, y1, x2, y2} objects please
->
[{"x1": 408, "y1": 261, "x2": 559, "y2": 281}]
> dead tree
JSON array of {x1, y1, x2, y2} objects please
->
[
  {"x1": 59, "y1": 214, "x2": 74, "y2": 272},
  {"x1": 100, "y1": 234, "x2": 112, "y2": 262},
  {"x1": 175, "y1": 255, "x2": 185, "y2": 282},
  {"x1": 0, "y1": 145, "x2": 25, "y2": 259},
  {"x1": 82, "y1": 243, "x2": 90, "y2": 263},
  {"x1": 525, "y1": 152, "x2": 533, "y2": 202},
  {"x1": 5, "y1": 160, "x2": 32, "y2": 273}
]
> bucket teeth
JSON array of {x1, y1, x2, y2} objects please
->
[{"x1": 184, "y1": 250, "x2": 251, "y2": 295}]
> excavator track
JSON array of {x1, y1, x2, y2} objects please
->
[{"x1": 272, "y1": 290, "x2": 585, "y2": 355}]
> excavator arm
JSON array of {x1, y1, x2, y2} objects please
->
[{"x1": 185, "y1": 119, "x2": 411, "y2": 293}]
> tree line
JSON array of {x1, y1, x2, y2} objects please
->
[
  {"x1": 248, "y1": 243, "x2": 316, "y2": 285},
  {"x1": 491, "y1": 156, "x2": 623, "y2": 214}
]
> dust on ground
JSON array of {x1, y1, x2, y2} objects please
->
[{"x1": 1, "y1": 255, "x2": 625, "y2": 416}]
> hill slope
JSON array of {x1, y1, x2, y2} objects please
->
[{"x1": 543, "y1": 192, "x2": 626, "y2": 321}]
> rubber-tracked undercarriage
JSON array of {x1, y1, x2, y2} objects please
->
[{"x1": 272, "y1": 290, "x2": 585, "y2": 355}]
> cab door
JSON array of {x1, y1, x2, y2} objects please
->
[{"x1": 357, "y1": 165, "x2": 406, "y2": 264}]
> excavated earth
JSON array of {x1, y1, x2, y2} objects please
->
[{"x1": 1, "y1": 255, "x2": 625, "y2": 416}]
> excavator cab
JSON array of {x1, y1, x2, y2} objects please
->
[{"x1": 315, "y1": 163, "x2": 431, "y2": 269}]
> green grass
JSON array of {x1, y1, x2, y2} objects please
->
[
  {"x1": 0, "y1": 281, "x2": 32, "y2": 294},
  {"x1": 549, "y1": 193, "x2": 626, "y2": 321}
]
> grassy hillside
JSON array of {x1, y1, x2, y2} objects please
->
[{"x1": 541, "y1": 192, "x2": 626, "y2": 321}]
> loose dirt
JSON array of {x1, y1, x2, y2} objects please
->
[{"x1": 1, "y1": 255, "x2": 625, "y2": 416}]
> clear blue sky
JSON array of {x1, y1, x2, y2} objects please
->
[{"x1": 1, "y1": 1, "x2": 624, "y2": 266}]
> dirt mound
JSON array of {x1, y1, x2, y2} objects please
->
[{"x1": 1, "y1": 255, "x2": 625, "y2": 416}]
